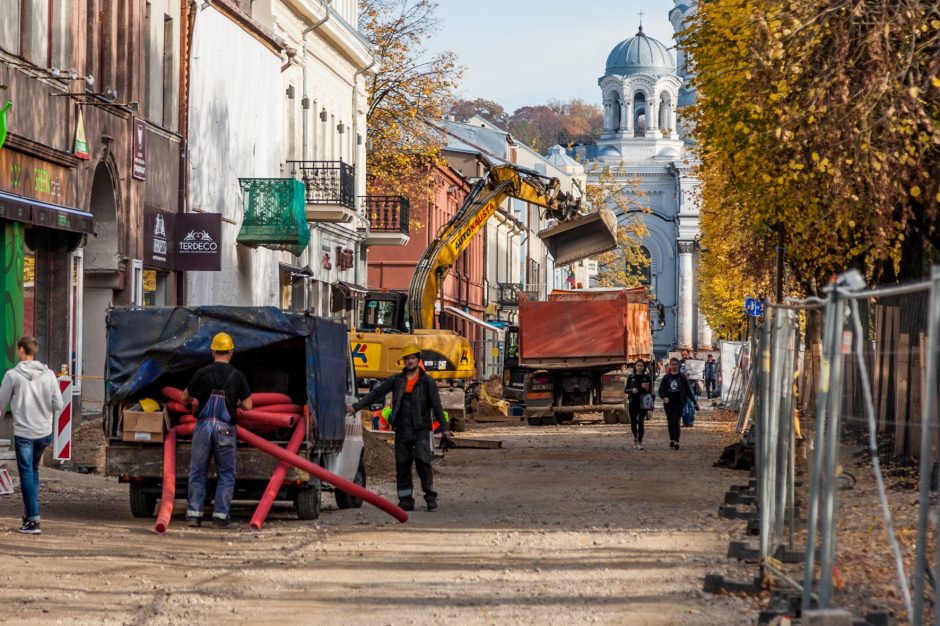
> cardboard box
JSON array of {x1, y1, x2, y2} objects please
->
[{"x1": 121, "y1": 407, "x2": 170, "y2": 443}]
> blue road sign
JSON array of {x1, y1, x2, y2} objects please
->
[{"x1": 744, "y1": 297, "x2": 764, "y2": 317}]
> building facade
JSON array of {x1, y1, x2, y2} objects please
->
[
  {"x1": 1, "y1": 1, "x2": 185, "y2": 419},
  {"x1": 586, "y1": 14, "x2": 711, "y2": 358}
]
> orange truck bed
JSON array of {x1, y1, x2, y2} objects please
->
[{"x1": 518, "y1": 288, "x2": 652, "y2": 369}]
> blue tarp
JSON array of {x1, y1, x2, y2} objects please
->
[{"x1": 106, "y1": 306, "x2": 348, "y2": 446}]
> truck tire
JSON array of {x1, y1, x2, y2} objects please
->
[
  {"x1": 616, "y1": 410, "x2": 629, "y2": 424},
  {"x1": 541, "y1": 414, "x2": 559, "y2": 426},
  {"x1": 130, "y1": 483, "x2": 158, "y2": 518},
  {"x1": 295, "y1": 481, "x2": 322, "y2": 520},
  {"x1": 554, "y1": 411, "x2": 574, "y2": 424},
  {"x1": 335, "y1": 456, "x2": 365, "y2": 509},
  {"x1": 526, "y1": 417, "x2": 542, "y2": 426},
  {"x1": 603, "y1": 411, "x2": 619, "y2": 424}
]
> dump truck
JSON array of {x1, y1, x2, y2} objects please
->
[
  {"x1": 503, "y1": 288, "x2": 653, "y2": 425},
  {"x1": 104, "y1": 306, "x2": 363, "y2": 520}
]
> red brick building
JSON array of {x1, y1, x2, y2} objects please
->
[{"x1": 367, "y1": 164, "x2": 485, "y2": 345}]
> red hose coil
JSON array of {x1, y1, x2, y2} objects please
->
[
  {"x1": 160, "y1": 387, "x2": 184, "y2": 403},
  {"x1": 250, "y1": 392, "x2": 293, "y2": 406},
  {"x1": 252, "y1": 403, "x2": 303, "y2": 414},
  {"x1": 236, "y1": 410, "x2": 297, "y2": 430}
]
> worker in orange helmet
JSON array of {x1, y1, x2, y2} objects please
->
[{"x1": 347, "y1": 343, "x2": 451, "y2": 512}]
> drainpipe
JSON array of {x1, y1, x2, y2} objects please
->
[{"x1": 301, "y1": 0, "x2": 331, "y2": 161}]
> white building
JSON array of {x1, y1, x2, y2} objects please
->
[
  {"x1": 186, "y1": 0, "x2": 386, "y2": 328},
  {"x1": 586, "y1": 14, "x2": 711, "y2": 357}
]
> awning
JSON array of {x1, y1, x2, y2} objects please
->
[
  {"x1": 444, "y1": 305, "x2": 505, "y2": 337},
  {"x1": 0, "y1": 190, "x2": 94, "y2": 234},
  {"x1": 333, "y1": 281, "x2": 369, "y2": 300}
]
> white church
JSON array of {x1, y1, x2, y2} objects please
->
[{"x1": 584, "y1": 1, "x2": 711, "y2": 358}]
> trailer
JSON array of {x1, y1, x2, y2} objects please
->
[
  {"x1": 504, "y1": 288, "x2": 653, "y2": 425},
  {"x1": 104, "y1": 306, "x2": 363, "y2": 520}
]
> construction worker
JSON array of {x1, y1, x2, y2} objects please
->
[
  {"x1": 347, "y1": 343, "x2": 451, "y2": 512},
  {"x1": 180, "y1": 332, "x2": 252, "y2": 527}
]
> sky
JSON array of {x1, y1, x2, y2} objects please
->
[{"x1": 426, "y1": 0, "x2": 678, "y2": 113}]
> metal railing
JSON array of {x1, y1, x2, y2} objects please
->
[
  {"x1": 287, "y1": 160, "x2": 355, "y2": 209},
  {"x1": 362, "y1": 195, "x2": 409, "y2": 234}
]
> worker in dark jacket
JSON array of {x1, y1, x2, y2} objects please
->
[
  {"x1": 348, "y1": 343, "x2": 450, "y2": 512},
  {"x1": 658, "y1": 357, "x2": 699, "y2": 450}
]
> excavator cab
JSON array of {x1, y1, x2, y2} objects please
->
[
  {"x1": 538, "y1": 207, "x2": 619, "y2": 266},
  {"x1": 359, "y1": 291, "x2": 408, "y2": 332}
]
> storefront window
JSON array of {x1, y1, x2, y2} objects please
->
[
  {"x1": 142, "y1": 269, "x2": 171, "y2": 306},
  {"x1": 23, "y1": 249, "x2": 35, "y2": 337}
]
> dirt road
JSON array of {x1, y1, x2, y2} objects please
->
[{"x1": 0, "y1": 411, "x2": 758, "y2": 625}]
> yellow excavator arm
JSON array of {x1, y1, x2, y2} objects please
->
[{"x1": 407, "y1": 163, "x2": 612, "y2": 330}]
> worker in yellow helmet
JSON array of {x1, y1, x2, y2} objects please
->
[
  {"x1": 179, "y1": 331, "x2": 252, "y2": 527},
  {"x1": 347, "y1": 343, "x2": 451, "y2": 512}
]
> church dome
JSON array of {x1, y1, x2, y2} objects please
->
[{"x1": 605, "y1": 27, "x2": 676, "y2": 76}]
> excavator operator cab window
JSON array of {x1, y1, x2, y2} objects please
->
[
  {"x1": 505, "y1": 328, "x2": 520, "y2": 359},
  {"x1": 362, "y1": 298, "x2": 399, "y2": 330}
]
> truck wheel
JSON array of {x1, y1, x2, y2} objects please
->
[
  {"x1": 603, "y1": 411, "x2": 619, "y2": 424},
  {"x1": 295, "y1": 481, "x2": 322, "y2": 520},
  {"x1": 526, "y1": 417, "x2": 542, "y2": 426},
  {"x1": 130, "y1": 483, "x2": 158, "y2": 518},
  {"x1": 616, "y1": 410, "x2": 629, "y2": 424},
  {"x1": 335, "y1": 456, "x2": 365, "y2": 509},
  {"x1": 541, "y1": 414, "x2": 559, "y2": 426},
  {"x1": 554, "y1": 411, "x2": 574, "y2": 424}
]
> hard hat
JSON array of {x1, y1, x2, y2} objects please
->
[
  {"x1": 211, "y1": 332, "x2": 235, "y2": 352},
  {"x1": 139, "y1": 398, "x2": 160, "y2": 412},
  {"x1": 400, "y1": 343, "x2": 421, "y2": 358},
  {"x1": 381, "y1": 406, "x2": 392, "y2": 419},
  {"x1": 443, "y1": 410, "x2": 450, "y2": 423}
]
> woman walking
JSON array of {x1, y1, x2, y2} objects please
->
[
  {"x1": 624, "y1": 359, "x2": 653, "y2": 449},
  {"x1": 658, "y1": 357, "x2": 699, "y2": 450}
]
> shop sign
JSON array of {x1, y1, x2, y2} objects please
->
[
  {"x1": 336, "y1": 246, "x2": 354, "y2": 271},
  {"x1": 132, "y1": 118, "x2": 146, "y2": 180},
  {"x1": 176, "y1": 213, "x2": 221, "y2": 271},
  {"x1": 0, "y1": 150, "x2": 68, "y2": 204},
  {"x1": 143, "y1": 211, "x2": 222, "y2": 271},
  {"x1": 0, "y1": 101, "x2": 11, "y2": 151},
  {"x1": 74, "y1": 109, "x2": 89, "y2": 160}
]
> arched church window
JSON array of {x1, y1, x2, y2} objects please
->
[
  {"x1": 611, "y1": 92, "x2": 622, "y2": 131},
  {"x1": 659, "y1": 93, "x2": 671, "y2": 131},
  {"x1": 633, "y1": 92, "x2": 646, "y2": 136}
]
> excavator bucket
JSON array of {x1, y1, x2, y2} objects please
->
[{"x1": 538, "y1": 207, "x2": 618, "y2": 266}]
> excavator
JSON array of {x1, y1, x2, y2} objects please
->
[{"x1": 349, "y1": 161, "x2": 618, "y2": 428}]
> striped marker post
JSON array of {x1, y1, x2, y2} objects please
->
[
  {"x1": 54, "y1": 373, "x2": 73, "y2": 462},
  {"x1": 0, "y1": 468, "x2": 13, "y2": 495}
]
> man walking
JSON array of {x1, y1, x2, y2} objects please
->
[
  {"x1": 180, "y1": 332, "x2": 252, "y2": 527},
  {"x1": 0, "y1": 337, "x2": 64, "y2": 534},
  {"x1": 704, "y1": 354, "x2": 718, "y2": 399},
  {"x1": 658, "y1": 357, "x2": 698, "y2": 450},
  {"x1": 348, "y1": 344, "x2": 450, "y2": 512}
]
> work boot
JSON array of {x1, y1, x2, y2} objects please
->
[
  {"x1": 674, "y1": 442, "x2": 680, "y2": 451},
  {"x1": 398, "y1": 500, "x2": 415, "y2": 512},
  {"x1": 212, "y1": 517, "x2": 231, "y2": 528},
  {"x1": 669, "y1": 440, "x2": 675, "y2": 449},
  {"x1": 186, "y1": 516, "x2": 202, "y2": 528},
  {"x1": 426, "y1": 499, "x2": 438, "y2": 512}
]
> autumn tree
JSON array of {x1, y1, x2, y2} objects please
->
[
  {"x1": 584, "y1": 165, "x2": 650, "y2": 290},
  {"x1": 686, "y1": 0, "x2": 940, "y2": 330},
  {"x1": 359, "y1": 0, "x2": 462, "y2": 198},
  {"x1": 449, "y1": 98, "x2": 508, "y2": 127}
]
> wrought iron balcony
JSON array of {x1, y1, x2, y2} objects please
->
[
  {"x1": 361, "y1": 195, "x2": 410, "y2": 246},
  {"x1": 497, "y1": 283, "x2": 540, "y2": 308},
  {"x1": 287, "y1": 160, "x2": 356, "y2": 223},
  {"x1": 237, "y1": 178, "x2": 311, "y2": 256}
]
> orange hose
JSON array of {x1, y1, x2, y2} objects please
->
[
  {"x1": 236, "y1": 425, "x2": 408, "y2": 523},
  {"x1": 154, "y1": 422, "x2": 195, "y2": 534},
  {"x1": 249, "y1": 418, "x2": 307, "y2": 531}
]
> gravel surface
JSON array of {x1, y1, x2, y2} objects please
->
[{"x1": 0, "y1": 407, "x2": 758, "y2": 625}]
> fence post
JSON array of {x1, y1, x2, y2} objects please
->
[
  {"x1": 913, "y1": 265, "x2": 940, "y2": 624},
  {"x1": 803, "y1": 288, "x2": 840, "y2": 612},
  {"x1": 817, "y1": 289, "x2": 847, "y2": 608},
  {"x1": 758, "y1": 315, "x2": 773, "y2": 569}
]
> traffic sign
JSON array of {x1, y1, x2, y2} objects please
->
[{"x1": 744, "y1": 297, "x2": 764, "y2": 317}]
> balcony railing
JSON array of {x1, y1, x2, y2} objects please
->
[
  {"x1": 237, "y1": 178, "x2": 310, "y2": 256},
  {"x1": 363, "y1": 195, "x2": 409, "y2": 235},
  {"x1": 497, "y1": 283, "x2": 540, "y2": 307},
  {"x1": 287, "y1": 160, "x2": 355, "y2": 209}
]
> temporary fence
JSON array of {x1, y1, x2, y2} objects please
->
[{"x1": 709, "y1": 266, "x2": 940, "y2": 625}]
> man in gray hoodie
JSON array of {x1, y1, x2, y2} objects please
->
[{"x1": 0, "y1": 336, "x2": 64, "y2": 534}]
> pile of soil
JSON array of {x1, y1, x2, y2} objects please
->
[{"x1": 363, "y1": 428, "x2": 396, "y2": 479}]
